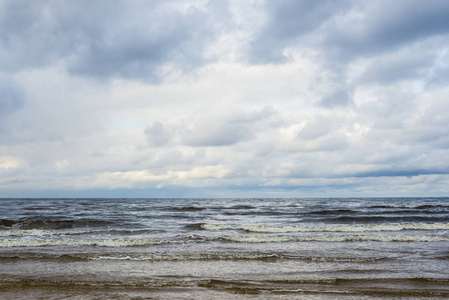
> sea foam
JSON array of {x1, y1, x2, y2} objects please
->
[{"x1": 200, "y1": 222, "x2": 449, "y2": 233}]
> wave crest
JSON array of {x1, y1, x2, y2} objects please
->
[{"x1": 199, "y1": 222, "x2": 449, "y2": 233}]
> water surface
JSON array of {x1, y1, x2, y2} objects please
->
[{"x1": 1, "y1": 197, "x2": 449, "y2": 299}]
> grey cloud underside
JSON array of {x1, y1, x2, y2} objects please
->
[
  {"x1": 0, "y1": 0, "x2": 215, "y2": 81},
  {"x1": 67, "y1": 11, "x2": 212, "y2": 81},
  {"x1": 0, "y1": 1, "x2": 121, "y2": 71},
  {"x1": 0, "y1": 80, "x2": 23, "y2": 116},
  {"x1": 248, "y1": 0, "x2": 449, "y2": 63},
  {"x1": 324, "y1": 0, "x2": 449, "y2": 60},
  {"x1": 1, "y1": 0, "x2": 448, "y2": 84},
  {"x1": 247, "y1": 0, "x2": 449, "y2": 105},
  {"x1": 358, "y1": 51, "x2": 436, "y2": 85},
  {"x1": 247, "y1": 0, "x2": 353, "y2": 64},
  {"x1": 145, "y1": 107, "x2": 276, "y2": 148}
]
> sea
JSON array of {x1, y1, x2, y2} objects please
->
[{"x1": 1, "y1": 197, "x2": 449, "y2": 299}]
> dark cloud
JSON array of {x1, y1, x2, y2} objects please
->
[
  {"x1": 67, "y1": 5, "x2": 215, "y2": 81},
  {"x1": 325, "y1": 0, "x2": 449, "y2": 60},
  {"x1": 0, "y1": 0, "x2": 217, "y2": 82},
  {"x1": 247, "y1": 0, "x2": 351, "y2": 63},
  {"x1": 247, "y1": 0, "x2": 449, "y2": 65},
  {"x1": 0, "y1": 0, "x2": 122, "y2": 71}
]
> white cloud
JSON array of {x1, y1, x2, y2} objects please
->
[
  {"x1": 85, "y1": 165, "x2": 232, "y2": 189},
  {"x1": 0, "y1": 156, "x2": 24, "y2": 170}
]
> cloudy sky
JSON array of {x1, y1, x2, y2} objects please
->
[{"x1": 1, "y1": 0, "x2": 449, "y2": 198}]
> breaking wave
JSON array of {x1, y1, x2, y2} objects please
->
[
  {"x1": 91, "y1": 253, "x2": 280, "y2": 261},
  {"x1": 221, "y1": 234, "x2": 449, "y2": 243},
  {"x1": 220, "y1": 234, "x2": 449, "y2": 243},
  {"x1": 0, "y1": 238, "x2": 164, "y2": 248},
  {"x1": 198, "y1": 222, "x2": 449, "y2": 233}
]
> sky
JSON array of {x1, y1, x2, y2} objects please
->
[{"x1": 1, "y1": 0, "x2": 449, "y2": 198}]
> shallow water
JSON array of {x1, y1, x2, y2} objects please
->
[{"x1": 1, "y1": 197, "x2": 449, "y2": 299}]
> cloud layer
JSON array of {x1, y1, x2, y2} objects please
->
[{"x1": 1, "y1": 0, "x2": 449, "y2": 197}]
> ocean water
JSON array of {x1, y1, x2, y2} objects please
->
[{"x1": 1, "y1": 197, "x2": 449, "y2": 299}]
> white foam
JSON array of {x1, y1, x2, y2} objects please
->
[
  {"x1": 0, "y1": 238, "x2": 160, "y2": 247},
  {"x1": 201, "y1": 222, "x2": 449, "y2": 233},
  {"x1": 221, "y1": 234, "x2": 449, "y2": 243},
  {"x1": 92, "y1": 253, "x2": 279, "y2": 261}
]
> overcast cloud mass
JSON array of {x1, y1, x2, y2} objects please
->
[{"x1": 1, "y1": 0, "x2": 449, "y2": 197}]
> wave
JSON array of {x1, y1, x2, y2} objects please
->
[
  {"x1": 222, "y1": 211, "x2": 296, "y2": 217},
  {"x1": 2, "y1": 232, "x2": 446, "y2": 248},
  {"x1": 0, "y1": 277, "x2": 209, "y2": 288},
  {"x1": 195, "y1": 277, "x2": 449, "y2": 297},
  {"x1": 308, "y1": 209, "x2": 358, "y2": 215},
  {"x1": 220, "y1": 234, "x2": 449, "y2": 243},
  {"x1": 328, "y1": 215, "x2": 449, "y2": 223},
  {"x1": 265, "y1": 277, "x2": 449, "y2": 297},
  {"x1": 0, "y1": 253, "x2": 91, "y2": 262},
  {"x1": 227, "y1": 205, "x2": 256, "y2": 210},
  {"x1": 414, "y1": 205, "x2": 449, "y2": 209},
  {"x1": 198, "y1": 222, "x2": 449, "y2": 233},
  {"x1": 184, "y1": 223, "x2": 206, "y2": 230},
  {"x1": 0, "y1": 229, "x2": 95, "y2": 237},
  {"x1": 351, "y1": 210, "x2": 449, "y2": 216},
  {"x1": 90, "y1": 254, "x2": 387, "y2": 262},
  {"x1": 369, "y1": 204, "x2": 449, "y2": 210},
  {"x1": 0, "y1": 219, "x2": 114, "y2": 230},
  {"x1": 0, "y1": 252, "x2": 279, "y2": 262},
  {"x1": 167, "y1": 206, "x2": 205, "y2": 212},
  {"x1": 292, "y1": 256, "x2": 388, "y2": 263},
  {"x1": 91, "y1": 253, "x2": 281, "y2": 261},
  {"x1": 0, "y1": 238, "x2": 166, "y2": 247},
  {"x1": 0, "y1": 251, "x2": 388, "y2": 263},
  {"x1": 265, "y1": 277, "x2": 449, "y2": 285},
  {"x1": 2, "y1": 277, "x2": 447, "y2": 297},
  {"x1": 0, "y1": 228, "x2": 158, "y2": 237}
]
